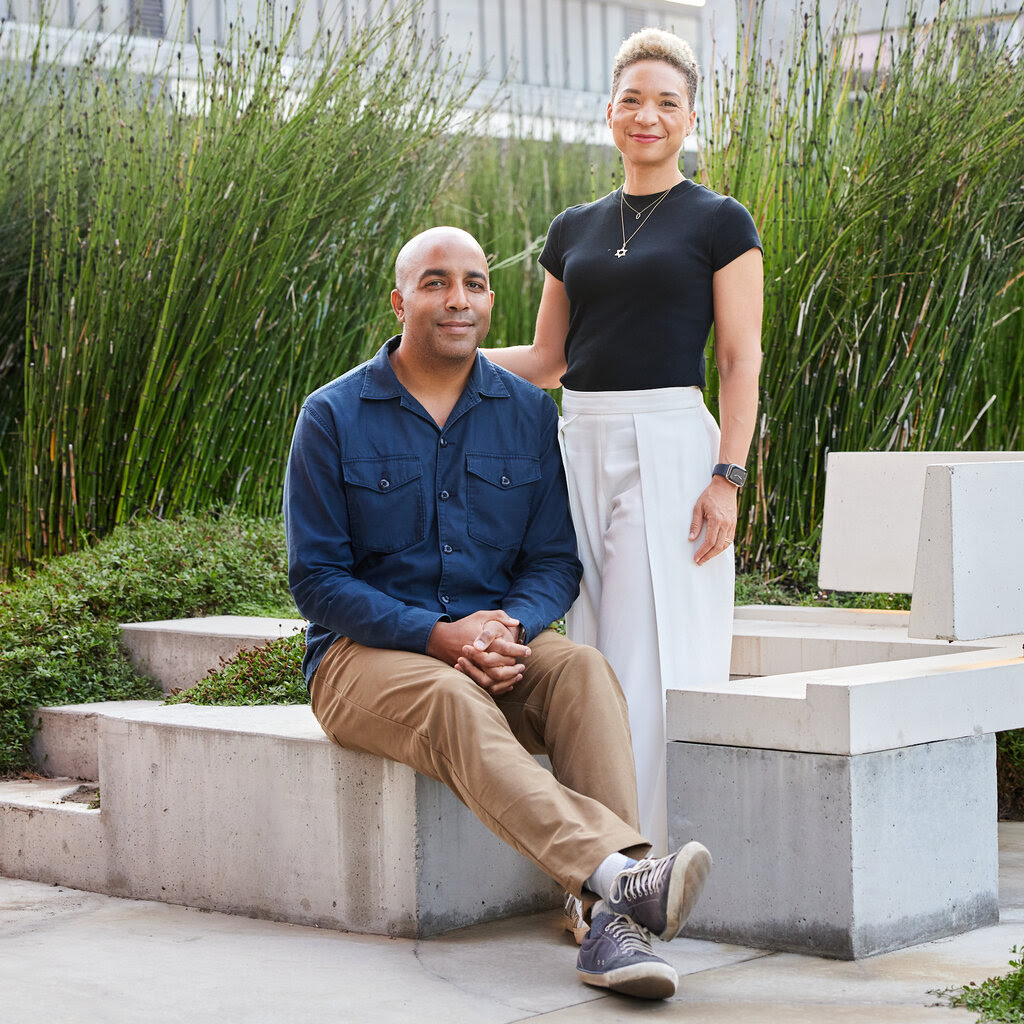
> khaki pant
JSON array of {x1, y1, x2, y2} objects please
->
[{"x1": 310, "y1": 629, "x2": 649, "y2": 898}]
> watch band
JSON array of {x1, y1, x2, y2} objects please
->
[{"x1": 712, "y1": 463, "x2": 747, "y2": 488}]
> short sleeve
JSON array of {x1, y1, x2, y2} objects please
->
[
  {"x1": 538, "y1": 209, "x2": 568, "y2": 280},
  {"x1": 709, "y1": 196, "x2": 762, "y2": 272}
]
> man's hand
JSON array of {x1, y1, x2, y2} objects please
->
[
  {"x1": 426, "y1": 610, "x2": 530, "y2": 696},
  {"x1": 456, "y1": 621, "x2": 531, "y2": 696},
  {"x1": 689, "y1": 477, "x2": 739, "y2": 566},
  {"x1": 421, "y1": 606, "x2": 524, "y2": 696}
]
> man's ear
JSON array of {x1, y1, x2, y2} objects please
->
[{"x1": 390, "y1": 288, "x2": 404, "y2": 322}]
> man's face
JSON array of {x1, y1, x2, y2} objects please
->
[{"x1": 390, "y1": 233, "x2": 494, "y2": 368}]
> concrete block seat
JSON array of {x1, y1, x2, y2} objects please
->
[
  {"x1": 1, "y1": 618, "x2": 560, "y2": 938},
  {"x1": 668, "y1": 453, "x2": 1024, "y2": 959}
]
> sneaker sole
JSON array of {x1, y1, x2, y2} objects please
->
[
  {"x1": 658, "y1": 841, "x2": 712, "y2": 942},
  {"x1": 577, "y1": 962, "x2": 677, "y2": 1000}
]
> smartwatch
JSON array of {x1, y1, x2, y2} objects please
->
[{"x1": 712, "y1": 463, "x2": 747, "y2": 488}]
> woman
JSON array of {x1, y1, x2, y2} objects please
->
[{"x1": 486, "y1": 28, "x2": 763, "y2": 859}]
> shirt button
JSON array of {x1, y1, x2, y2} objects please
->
[
  {"x1": 439, "y1": 490, "x2": 450, "y2": 501},
  {"x1": 442, "y1": 544, "x2": 453, "y2": 554},
  {"x1": 378, "y1": 478, "x2": 390, "y2": 490},
  {"x1": 500, "y1": 475, "x2": 511, "y2": 487},
  {"x1": 440, "y1": 594, "x2": 450, "y2": 605},
  {"x1": 439, "y1": 438, "x2": 448, "y2": 448}
]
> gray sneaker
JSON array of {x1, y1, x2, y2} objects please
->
[
  {"x1": 607, "y1": 840, "x2": 712, "y2": 942},
  {"x1": 576, "y1": 908, "x2": 677, "y2": 999}
]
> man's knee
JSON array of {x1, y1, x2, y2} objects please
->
[{"x1": 534, "y1": 633, "x2": 625, "y2": 702}]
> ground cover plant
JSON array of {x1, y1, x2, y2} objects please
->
[
  {"x1": 0, "y1": 510, "x2": 293, "y2": 774},
  {"x1": 164, "y1": 632, "x2": 307, "y2": 706},
  {"x1": 948, "y1": 946, "x2": 1024, "y2": 1021}
]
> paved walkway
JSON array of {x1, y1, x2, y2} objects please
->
[{"x1": 4, "y1": 824, "x2": 1023, "y2": 1023}]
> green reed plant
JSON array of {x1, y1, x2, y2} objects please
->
[
  {"x1": 432, "y1": 131, "x2": 621, "y2": 351},
  {"x1": 2, "y1": 4, "x2": 483, "y2": 574},
  {"x1": 698, "y1": 0, "x2": 1024, "y2": 574}
]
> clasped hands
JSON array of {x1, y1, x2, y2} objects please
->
[{"x1": 426, "y1": 609, "x2": 529, "y2": 696}]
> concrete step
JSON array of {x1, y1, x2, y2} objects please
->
[
  {"x1": 0, "y1": 777, "x2": 106, "y2": 890},
  {"x1": 119, "y1": 615, "x2": 306, "y2": 693}
]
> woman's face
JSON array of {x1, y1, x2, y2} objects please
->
[{"x1": 606, "y1": 60, "x2": 696, "y2": 170}]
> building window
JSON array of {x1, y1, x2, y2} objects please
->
[{"x1": 131, "y1": 0, "x2": 165, "y2": 37}]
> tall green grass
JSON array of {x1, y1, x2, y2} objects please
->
[
  {"x1": 2, "y1": 0, "x2": 1021, "y2": 579},
  {"x1": 2, "y1": 5, "x2": 483, "y2": 573},
  {"x1": 698, "y1": 0, "x2": 1024, "y2": 573},
  {"x1": 432, "y1": 132, "x2": 621, "y2": 350}
]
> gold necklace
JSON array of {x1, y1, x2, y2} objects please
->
[
  {"x1": 621, "y1": 191, "x2": 666, "y2": 220},
  {"x1": 616, "y1": 186, "x2": 672, "y2": 259}
]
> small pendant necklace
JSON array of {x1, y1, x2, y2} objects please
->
[
  {"x1": 616, "y1": 185, "x2": 673, "y2": 258},
  {"x1": 621, "y1": 192, "x2": 663, "y2": 220}
]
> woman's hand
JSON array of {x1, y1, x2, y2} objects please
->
[{"x1": 689, "y1": 476, "x2": 739, "y2": 565}]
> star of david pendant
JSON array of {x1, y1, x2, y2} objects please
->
[{"x1": 615, "y1": 247, "x2": 628, "y2": 258}]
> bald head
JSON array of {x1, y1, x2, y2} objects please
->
[{"x1": 395, "y1": 227, "x2": 488, "y2": 293}]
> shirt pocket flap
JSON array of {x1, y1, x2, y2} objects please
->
[
  {"x1": 342, "y1": 456, "x2": 422, "y2": 494},
  {"x1": 465, "y1": 454, "x2": 542, "y2": 490}
]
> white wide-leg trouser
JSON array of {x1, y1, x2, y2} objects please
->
[{"x1": 559, "y1": 386, "x2": 734, "y2": 853}]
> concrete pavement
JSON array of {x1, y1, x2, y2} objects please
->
[{"x1": 3, "y1": 825, "x2": 1023, "y2": 1023}]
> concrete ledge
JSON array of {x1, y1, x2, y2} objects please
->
[
  {"x1": 730, "y1": 604, "x2": 992, "y2": 678},
  {"x1": 671, "y1": 643, "x2": 1024, "y2": 756},
  {"x1": 670, "y1": 734, "x2": 999, "y2": 958},
  {"x1": 119, "y1": 616, "x2": 306, "y2": 693},
  {"x1": 30, "y1": 701, "x2": 162, "y2": 779},
  {"x1": 2, "y1": 702, "x2": 559, "y2": 937}
]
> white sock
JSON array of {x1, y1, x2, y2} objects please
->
[{"x1": 585, "y1": 853, "x2": 636, "y2": 901}]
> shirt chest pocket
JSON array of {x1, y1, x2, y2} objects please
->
[
  {"x1": 466, "y1": 453, "x2": 541, "y2": 550},
  {"x1": 342, "y1": 456, "x2": 425, "y2": 553}
]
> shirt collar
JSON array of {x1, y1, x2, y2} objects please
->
[{"x1": 360, "y1": 336, "x2": 512, "y2": 402}]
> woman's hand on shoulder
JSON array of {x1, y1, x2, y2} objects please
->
[{"x1": 689, "y1": 476, "x2": 739, "y2": 566}]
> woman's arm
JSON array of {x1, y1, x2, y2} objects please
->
[
  {"x1": 483, "y1": 271, "x2": 570, "y2": 389},
  {"x1": 689, "y1": 247, "x2": 764, "y2": 565}
]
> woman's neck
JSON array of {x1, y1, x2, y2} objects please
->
[{"x1": 621, "y1": 163, "x2": 685, "y2": 196}]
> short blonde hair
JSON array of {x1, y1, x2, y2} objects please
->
[{"x1": 611, "y1": 28, "x2": 699, "y2": 109}]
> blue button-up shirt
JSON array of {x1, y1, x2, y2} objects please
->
[{"x1": 284, "y1": 337, "x2": 583, "y2": 682}]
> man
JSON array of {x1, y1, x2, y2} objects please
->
[{"x1": 283, "y1": 226, "x2": 711, "y2": 1000}]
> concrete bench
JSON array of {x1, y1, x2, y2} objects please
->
[
  {"x1": 2, "y1": 617, "x2": 559, "y2": 938},
  {"x1": 5, "y1": 699, "x2": 559, "y2": 937},
  {"x1": 667, "y1": 453, "x2": 1024, "y2": 958}
]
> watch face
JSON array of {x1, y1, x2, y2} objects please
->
[{"x1": 726, "y1": 465, "x2": 747, "y2": 486}]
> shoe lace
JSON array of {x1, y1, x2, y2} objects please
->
[
  {"x1": 604, "y1": 914, "x2": 654, "y2": 954},
  {"x1": 610, "y1": 855, "x2": 671, "y2": 904}
]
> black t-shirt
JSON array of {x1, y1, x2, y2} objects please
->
[{"x1": 539, "y1": 179, "x2": 762, "y2": 391}]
